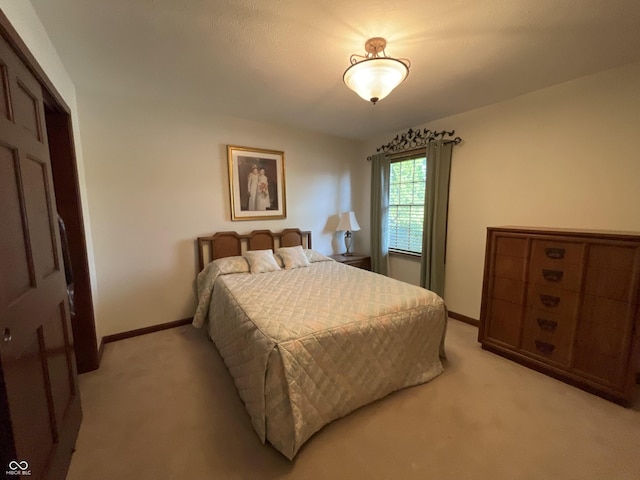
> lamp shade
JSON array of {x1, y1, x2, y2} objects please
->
[
  {"x1": 336, "y1": 211, "x2": 361, "y2": 232},
  {"x1": 343, "y1": 57, "x2": 409, "y2": 104}
]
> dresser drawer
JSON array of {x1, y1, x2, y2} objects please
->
[
  {"x1": 521, "y1": 329, "x2": 571, "y2": 367},
  {"x1": 584, "y1": 265, "x2": 636, "y2": 302},
  {"x1": 493, "y1": 254, "x2": 526, "y2": 280},
  {"x1": 489, "y1": 276, "x2": 525, "y2": 304},
  {"x1": 530, "y1": 239, "x2": 583, "y2": 266},
  {"x1": 527, "y1": 261, "x2": 581, "y2": 292},
  {"x1": 574, "y1": 320, "x2": 629, "y2": 358},
  {"x1": 579, "y1": 294, "x2": 631, "y2": 331},
  {"x1": 491, "y1": 235, "x2": 528, "y2": 280},
  {"x1": 485, "y1": 298, "x2": 523, "y2": 346},
  {"x1": 571, "y1": 350, "x2": 625, "y2": 388},
  {"x1": 522, "y1": 306, "x2": 578, "y2": 335},
  {"x1": 495, "y1": 235, "x2": 528, "y2": 257},
  {"x1": 587, "y1": 243, "x2": 638, "y2": 270},
  {"x1": 525, "y1": 284, "x2": 579, "y2": 318}
]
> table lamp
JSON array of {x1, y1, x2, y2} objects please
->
[{"x1": 336, "y1": 211, "x2": 361, "y2": 256}]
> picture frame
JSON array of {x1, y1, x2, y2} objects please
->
[{"x1": 227, "y1": 145, "x2": 287, "y2": 221}]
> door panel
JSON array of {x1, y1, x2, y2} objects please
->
[
  {"x1": 14, "y1": 80, "x2": 42, "y2": 141},
  {"x1": 2, "y1": 331, "x2": 55, "y2": 474},
  {"x1": 45, "y1": 302, "x2": 76, "y2": 429},
  {"x1": 0, "y1": 30, "x2": 81, "y2": 480},
  {"x1": 0, "y1": 144, "x2": 32, "y2": 304},
  {"x1": 21, "y1": 155, "x2": 58, "y2": 278},
  {"x1": 0, "y1": 62, "x2": 10, "y2": 119}
]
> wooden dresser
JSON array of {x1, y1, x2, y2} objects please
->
[{"x1": 479, "y1": 227, "x2": 640, "y2": 406}]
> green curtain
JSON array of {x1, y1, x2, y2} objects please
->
[
  {"x1": 420, "y1": 140, "x2": 453, "y2": 296},
  {"x1": 370, "y1": 152, "x2": 390, "y2": 275}
]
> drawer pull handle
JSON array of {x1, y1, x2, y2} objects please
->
[
  {"x1": 539, "y1": 294, "x2": 560, "y2": 307},
  {"x1": 542, "y1": 269, "x2": 564, "y2": 282},
  {"x1": 544, "y1": 247, "x2": 566, "y2": 259},
  {"x1": 537, "y1": 318, "x2": 558, "y2": 332},
  {"x1": 535, "y1": 340, "x2": 556, "y2": 354}
]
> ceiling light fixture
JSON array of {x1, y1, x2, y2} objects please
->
[{"x1": 343, "y1": 37, "x2": 410, "y2": 105}]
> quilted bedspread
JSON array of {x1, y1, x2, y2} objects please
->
[{"x1": 193, "y1": 260, "x2": 447, "y2": 459}]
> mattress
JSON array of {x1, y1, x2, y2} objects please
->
[{"x1": 193, "y1": 256, "x2": 447, "y2": 459}]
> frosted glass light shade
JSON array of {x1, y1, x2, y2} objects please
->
[{"x1": 343, "y1": 57, "x2": 409, "y2": 104}]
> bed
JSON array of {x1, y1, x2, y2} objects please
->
[{"x1": 193, "y1": 229, "x2": 447, "y2": 459}]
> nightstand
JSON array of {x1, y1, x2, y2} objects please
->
[{"x1": 329, "y1": 253, "x2": 371, "y2": 271}]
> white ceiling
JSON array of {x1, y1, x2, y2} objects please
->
[{"x1": 30, "y1": 0, "x2": 640, "y2": 140}]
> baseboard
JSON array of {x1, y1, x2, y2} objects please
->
[
  {"x1": 102, "y1": 317, "x2": 193, "y2": 343},
  {"x1": 448, "y1": 310, "x2": 479, "y2": 327},
  {"x1": 97, "y1": 338, "x2": 105, "y2": 364},
  {"x1": 93, "y1": 318, "x2": 192, "y2": 368},
  {"x1": 102, "y1": 317, "x2": 193, "y2": 345}
]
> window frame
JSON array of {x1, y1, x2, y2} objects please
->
[{"x1": 387, "y1": 149, "x2": 427, "y2": 257}]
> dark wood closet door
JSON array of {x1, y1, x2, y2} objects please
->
[{"x1": 0, "y1": 33, "x2": 81, "y2": 480}]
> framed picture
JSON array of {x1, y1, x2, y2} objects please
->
[{"x1": 227, "y1": 145, "x2": 287, "y2": 221}]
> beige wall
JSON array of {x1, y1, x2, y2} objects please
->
[
  {"x1": 362, "y1": 61, "x2": 640, "y2": 320},
  {"x1": 1, "y1": 2, "x2": 99, "y2": 324},
  {"x1": 76, "y1": 88, "x2": 364, "y2": 337},
  {"x1": 3, "y1": 2, "x2": 365, "y2": 340},
  {"x1": 8, "y1": 2, "x2": 640, "y2": 337}
]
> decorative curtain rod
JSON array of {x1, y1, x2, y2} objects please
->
[{"x1": 367, "y1": 128, "x2": 462, "y2": 161}]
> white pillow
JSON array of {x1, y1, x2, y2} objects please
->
[
  {"x1": 211, "y1": 256, "x2": 250, "y2": 274},
  {"x1": 276, "y1": 245, "x2": 311, "y2": 270},
  {"x1": 274, "y1": 253, "x2": 285, "y2": 268},
  {"x1": 244, "y1": 250, "x2": 282, "y2": 274},
  {"x1": 304, "y1": 249, "x2": 334, "y2": 263}
]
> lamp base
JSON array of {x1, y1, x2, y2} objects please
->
[{"x1": 343, "y1": 231, "x2": 353, "y2": 256}]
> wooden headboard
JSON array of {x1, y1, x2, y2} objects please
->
[{"x1": 197, "y1": 228, "x2": 312, "y2": 271}]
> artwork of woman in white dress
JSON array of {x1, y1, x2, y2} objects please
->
[
  {"x1": 236, "y1": 155, "x2": 278, "y2": 212},
  {"x1": 247, "y1": 165, "x2": 259, "y2": 211},
  {"x1": 256, "y1": 168, "x2": 271, "y2": 210}
]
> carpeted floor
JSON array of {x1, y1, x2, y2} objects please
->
[{"x1": 66, "y1": 319, "x2": 640, "y2": 480}]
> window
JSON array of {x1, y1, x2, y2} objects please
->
[{"x1": 388, "y1": 156, "x2": 426, "y2": 254}]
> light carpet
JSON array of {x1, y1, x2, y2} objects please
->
[{"x1": 66, "y1": 319, "x2": 640, "y2": 480}]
